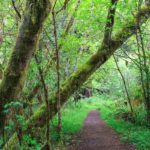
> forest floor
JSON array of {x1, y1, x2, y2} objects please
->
[{"x1": 68, "y1": 110, "x2": 135, "y2": 150}]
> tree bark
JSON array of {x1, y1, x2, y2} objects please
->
[{"x1": 0, "y1": 0, "x2": 51, "y2": 132}]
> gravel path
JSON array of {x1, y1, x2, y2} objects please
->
[{"x1": 69, "y1": 110, "x2": 135, "y2": 150}]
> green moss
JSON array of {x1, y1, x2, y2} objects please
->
[
  {"x1": 26, "y1": 104, "x2": 47, "y2": 128},
  {"x1": 2, "y1": 133, "x2": 19, "y2": 150}
]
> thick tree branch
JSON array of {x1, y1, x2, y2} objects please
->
[
  {"x1": 27, "y1": 4, "x2": 150, "y2": 129},
  {"x1": 103, "y1": 0, "x2": 118, "y2": 45}
]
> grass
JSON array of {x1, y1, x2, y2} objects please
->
[
  {"x1": 99, "y1": 100, "x2": 150, "y2": 150},
  {"x1": 51, "y1": 100, "x2": 93, "y2": 144},
  {"x1": 51, "y1": 96, "x2": 150, "y2": 150}
]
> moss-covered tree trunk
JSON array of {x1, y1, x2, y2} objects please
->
[
  {"x1": 27, "y1": 5, "x2": 150, "y2": 128},
  {"x1": 0, "y1": 0, "x2": 51, "y2": 132}
]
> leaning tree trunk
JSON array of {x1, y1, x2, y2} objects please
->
[
  {"x1": 0, "y1": 0, "x2": 51, "y2": 132},
  {"x1": 3, "y1": 3, "x2": 150, "y2": 150},
  {"x1": 27, "y1": 5, "x2": 150, "y2": 128}
]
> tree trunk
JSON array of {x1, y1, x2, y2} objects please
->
[
  {"x1": 113, "y1": 55, "x2": 134, "y2": 113},
  {"x1": 0, "y1": 0, "x2": 51, "y2": 132},
  {"x1": 27, "y1": 5, "x2": 150, "y2": 129}
]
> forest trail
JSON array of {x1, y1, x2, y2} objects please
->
[{"x1": 69, "y1": 110, "x2": 135, "y2": 150}]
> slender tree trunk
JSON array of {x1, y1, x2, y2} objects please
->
[
  {"x1": 35, "y1": 55, "x2": 51, "y2": 149},
  {"x1": 138, "y1": 27, "x2": 150, "y2": 123},
  {"x1": 0, "y1": 0, "x2": 51, "y2": 132},
  {"x1": 52, "y1": 9, "x2": 62, "y2": 135},
  {"x1": 136, "y1": 1, "x2": 150, "y2": 122},
  {"x1": 113, "y1": 55, "x2": 133, "y2": 113}
]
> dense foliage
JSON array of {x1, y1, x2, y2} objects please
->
[{"x1": 0, "y1": 0, "x2": 150, "y2": 149}]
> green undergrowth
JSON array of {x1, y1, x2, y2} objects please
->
[
  {"x1": 99, "y1": 100, "x2": 150, "y2": 150},
  {"x1": 52, "y1": 96, "x2": 150, "y2": 150},
  {"x1": 51, "y1": 100, "x2": 93, "y2": 144}
]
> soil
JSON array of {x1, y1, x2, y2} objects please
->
[{"x1": 68, "y1": 110, "x2": 135, "y2": 150}]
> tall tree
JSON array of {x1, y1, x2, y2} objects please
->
[{"x1": 0, "y1": 0, "x2": 51, "y2": 132}]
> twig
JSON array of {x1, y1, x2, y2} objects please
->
[{"x1": 12, "y1": 0, "x2": 21, "y2": 19}]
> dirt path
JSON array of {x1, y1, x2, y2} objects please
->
[{"x1": 69, "y1": 110, "x2": 135, "y2": 150}]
